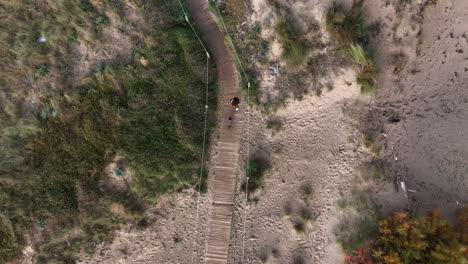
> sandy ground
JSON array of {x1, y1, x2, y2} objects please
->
[
  {"x1": 227, "y1": 71, "x2": 370, "y2": 263},
  {"x1": 360, "y1": 0, "x2": 468, "y2": 221},
  {"x1": 79, "y1": 189, "x2": 211, "y2": 264},
  {"x1": 77, "y1": 0, "x2": 468, "y2": 263}
]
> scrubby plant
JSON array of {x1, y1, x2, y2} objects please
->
[
  {"x1": 375, "y1": 210, "x2": 467, "y2": 263},
  {"x1": 39, "y1": 108, "x2": 58, "y2": 120},
  {"x1": 266, "y1": 117, "x2": 282, "y2": 133},
  {"x1": 113, "y1": 166, "x2": 125, "y2": 177},
  {"x1": 456, "y1": 206, "x2": 468, "y2": 244},
  {"x1": 325, "y1": 2, "x2": 370, "y2": 46},
  {"x1": 345, "y1": 209, "x2": 468, "y2": 263},
  {"x1": 300, "y1": 183, "x2": 313, "y2": 201},
  {"x1": 284, "y1": 201, "x2": 293, "y2": 216},
  {"x1": 35, "y1": 218, "x2": 47, "y2": 230},
  {"x1": 293, "y1": 218, "x2": 305, "y2": 234},
  {"x1": 36, "y1": 64, "x2": 49, "y2": 76},
  {"x1": 95, "y1": 15, "x2": 108, "y2": 26},
  {"x1": 300, "y1": 207, "x2": 312, "y2": 221},
  {"x1": 275, "y1": 16, "x2": 311, "y2": 68},
  {"x1": 67, "y1": 31, "x2": 78, "y2": 43},
  {"x1": 0, "y1": 214, "x2": 18, "y2": 262},
  {"x1": 243, "y1": 155, "x2": 271, "y2": 193},
  {"x1": 326, "y1": 2, "x2": 377, "y2": 94},
  {"x1": 392, "y1": 52, "x2": 407, "y2": 74},
  {"x1": 348, "y1": 43, "x2": 376, "y2": 94},
  {"x1": 292, "y1": 254, "x2": 306, "y2": 264}
]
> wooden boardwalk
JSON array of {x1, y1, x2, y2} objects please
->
[{"x1": 187, "y1": 0, "x2": 243, "y2": 263}]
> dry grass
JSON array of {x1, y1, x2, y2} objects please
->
[
  {"x1": 275, "y1": 15, "x2": 311, "y2": 68},
  {"x1": 326, "y1": 2, "x2": 377, "y2": 94}
]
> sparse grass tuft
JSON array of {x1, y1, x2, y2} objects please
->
[
  {"x1": 335, "y1": 216, "x2": 378, "y2": 253},
  {"x1": 275, "y1": 16, "x2": 311, "y2": 68},
  {"x1": 347, "y1": 43, "x2": 376, "y2": 94},
  {"x1": 292, "y1": 254, "x2": 305, "y2": 264},
  {"x1": 360, "y1": 159, "x2": 384, "y2": 182},
  {"x1": 284, "y1": 202, "x2": 293, "y2": 216},
  {"x1": 300, "y1": 207, "x2": 312, "y2": 221},
  {"x1": 95, "y1": 15, "x2": 108, "y2": 26},
  {"x1": 392, "y1": 52, "x2": 408, "y2": 74},
  {"x1": 326, "y1": 2, "x2": 377, "y2": 94},
  {"x1": 243, "y1": 155, "x2": 271, "y2": 193},
  {"x1": 0, "y1": 214, "x2": 18, "y2": 262},
  {"x1": 293, "y1": 218, "x2": 305, "y2": 234},
  {"x1": 300, "y1": 183, "x2": 313, "y2": 201},
  {"x1": 266, "y1": 117, "x2": 282, "y2": 133},
  {"x1": 325, "y1": 2, "x2": 370, "y2": 46},
  {"x1": 36, "y1": 64, "x2": 49, "y2": 76}
]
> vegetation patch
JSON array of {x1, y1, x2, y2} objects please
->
[
  {"x1": 345, "y1": 209, "x2": 468, "y2": 264},
  {"x1": 266, "y1": 116, "x2": 282, "y2": 133},
  {"x1": 275, "y1": 16, "x2": 311, "y2": 68},
  {"x1": 242, "y1": 154, "x2": 271, "y2": 194},
  {"x1": 360, "y1": 159, "x2": 384, "y2": 182},
  {"x1": 293, "y1": 218, "x2": 305, "y2": 234},
  {"x1": 0, "y1": 214, "x2": 18, "y2": 262},
  {"x1": 326, "y1": 2, "x2": 377, "y2": 94},
  {"x1": 300, "y1": 183, "x2": 313, "y2": 201},
  {"x1": 0, "y1": 0, "x2": 216, "y2": 262}
]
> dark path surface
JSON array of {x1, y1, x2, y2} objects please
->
[{"x1": 187, "y1": 0, "x2": 244, "y2": 263}]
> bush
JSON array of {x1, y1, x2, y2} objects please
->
[
  {"x1": 36, "y1": 64, "x2": 49, "y2": 76},
  {"x1": 346, "y1": 209, "x2": 468, "y2": 264},
  {"x1": 347, "y1": 44, "x2": 376, "y2": 94},
  {"x1": 266, "y1": 117, "x2": 282, "y2": 133},
  {"x1": 0, "y1": 214, "x2": 18, "y2": 262},
  {"x1": 325, "y1": 2, "x2": 370, "y2": 46},
  {"x1": 275, "y1": 16, "x2": 311, "y2": 68},
  {"x1": 456, "y1": 206, "x2": 468, "y2": 244},
  {"x1": 300, "y1": 207, "x2": 312, "y2": 221},
  {"x1": 243, "y1": 155, "x2": 271, "y2": 193},
  {"x1": 95, "y1": 15, "x2": 108, "y2": 26},
  {"x1": 300, "y1": 183, "x2": 313, "y2": 201},
  {"x1": 325, "y1": 2, "x2": 377, "y2": 94},
  {"x1": 293, "y1": 219, "x2": 305, "y2": 234},
  {"x1": 375, "y1": 210, "x2": 466, "y2": 263}
]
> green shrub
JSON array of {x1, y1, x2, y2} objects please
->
[
  {"x1": 95, "y1": 15, "x2": 108, "y2": 26},
  {"x1": 326, "y1": 2, "x2": 377, "y2": 94},
  {"x1": 243, "y1": 155, "x2": 271, "y2": 193},
  {"x1": 266, "y1": 117, "x2": 282, "y2": 133},
  {"x1": 275, "y1": 16, "x2": 311, "y2": 68},
  {"x1": 293, "y1": 218, "x2": 305, "y2": 234},
  {"x1": 0, "y1": 214, "x2": 18, "y2": 262},
  {"x1": 36, "y1": 64, "x2": 49, "y2": 76},
  {"x1": 67, "y1": 31, "x2": 78, "y2": 43},
  {"x1": 300, "y1": 207, "x2": 312, "y2": 221},
  {"x1": 113, "y1": 166, "x2": 125, "y2": 177},
  {"x1": 325, "y1": 2, "x2": 370, "y2": 46},
  {"x1": 300, "y1": 183, "x2": 313, "y2": 201},
  {"x1": 335, "y1": 216, "x2": 378, "y2": 253}
]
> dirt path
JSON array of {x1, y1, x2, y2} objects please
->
[{"x1": 186, "y1": 0, "x2": 244, "y2": 263}]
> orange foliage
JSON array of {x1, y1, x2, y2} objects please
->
[
  {"x1": 345, "y1": 247, "x2": 382, "y2": 264},
  {"x1": 347, "y1": 208, "x2": 468, "y2": 264}
]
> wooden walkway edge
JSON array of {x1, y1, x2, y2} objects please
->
[{"x1": 187, "y1": 0, "x2": 243, "y2": 263}]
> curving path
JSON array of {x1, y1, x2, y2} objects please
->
[{"x1": 187, "y1": 0, "x2": 244, "y2": 263}]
